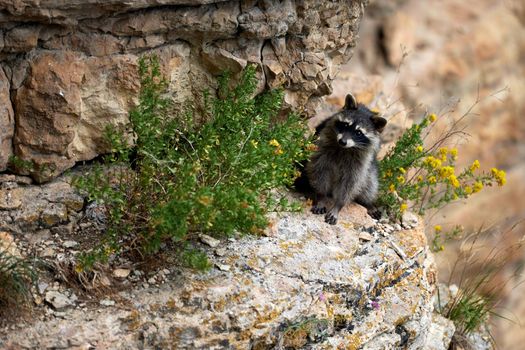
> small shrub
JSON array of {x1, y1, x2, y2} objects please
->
[
  {"x1": 74, "y1": 56, "x2": 311, "y2": 270},
  {"x1": 378, "y1": 113, "x2": 506, "y2": 221},
  {"x1": 0, "y1": 250, "x2": 36, "y2": 317},
  {"x1": 436, "y1": 223, "x2": 524, "y2": 342}
]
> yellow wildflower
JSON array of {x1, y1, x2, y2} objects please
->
[
  {"x1": 424, "y1": 156, "x2": 442, "y2": 169},
  {"x1": 397, "y1": 175, "x2": 405, "y2": 184},
  {"x1": 470, "y1": 160, "x2": 480, "y2": 172},
  {"x1": 75, "y1": 265, "x2": 84, "y2": 274},
  {"x1": 439, "y1": 147, "x2": 448, "y2": 156},
  {"x1": 428, "y1": 176, "x2": 437, "y2": 184},
  {"x1": 400, "y1": 203, "x2": 408, "y2": 213},
  {"x1": 269, "y1": 139, "x2": 280, "y2": 147},
  {"x1": 389, "y1": 183, "x2": 396, "y2": 192},
  {"x1": 448, "y1": 174, "x2": 460, "y2": 188},
  {"x1": 274, "y1": 148, "x2": 284, "y2": 155},
  {"x1": 399, "y1": 167, "x2": 406, "y2": 174},
  {"x1": 492, "y1": 168, "x2": 506, "y2": 186},
  {"x1": 464, "y1": 185, "x2": 472, "y2": 194},
  {"x1": 416, "y1": 145, "x2": 424, "y2": 153},
  {"x1": 434, "y1": 225, "x2": 442, "y2": 232},
  {"x1": 450, "y1": 148, "x2": 458, "y2": 160},
  {"x1": 473, "y1": 181, "x2": 483, "y2": 193},
  {"x1": 417, "y1": 175, "x2": 423, "y2": 182},
  {"x1": 250, "y1": 140, "x2": 258, "y2": 148},
  {"x1": 385, "y1": 170, "x2": 393, "y2": 178},
  {"x1": 439, "y1": 166, "x2": 455, "y2": 179},
  {"x1": 428, "y1": 113, "x2": 437, "y2": 122}
]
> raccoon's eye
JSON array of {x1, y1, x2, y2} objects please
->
[{"x1": 355, "y1": 130, "x2": 363, "y2": 136}]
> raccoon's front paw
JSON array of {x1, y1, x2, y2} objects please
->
[
  {"x1": 311, "y1": 205, "x2": 326, "y2": 215},
  {"x1": 324, "y1": 212, "x2": 338, "y2": 225}
]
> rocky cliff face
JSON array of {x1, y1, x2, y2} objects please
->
[{"x1": 0, "y1": 0, "x2": 367, "y2": 182}]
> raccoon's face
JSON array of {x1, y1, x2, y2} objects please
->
[
  {"x1": 334, "y1": 116, "x2": 370, "y2": 149},
  {"x1": 329, "y1": 93, "x2": 388, "y2": 150}
]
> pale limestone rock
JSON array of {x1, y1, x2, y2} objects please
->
[
  {"x1": 0, "y1": 187, "x2": 22, "y2": 209},
  {"x1": 0, "y1": 231, "x2": 21, "y2": 258},
  {"x1": 113, "y1": 269, "x2": 131, "y2": 278},
  {"x1": 199, "y1": 234, "x2": 221, "y2": 248},
  {"x1": 423, "y1": 314, "x2": 456, "y2": 350},
  {"x1": 44, "y1": 290, "x2": 76, "y2": 310}
]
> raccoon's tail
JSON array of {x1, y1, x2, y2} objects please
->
[
  {"x1": 292, "y1": 160, "x2": 316, "y2": 199},
  {"x1": 292, "y1": 117, "x2": 328, "y2": 198}
]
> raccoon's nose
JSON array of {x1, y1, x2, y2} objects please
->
[{"x1": 338, "y1": 139, "x2": 346, "y2": 146}]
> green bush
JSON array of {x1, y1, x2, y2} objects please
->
[{"x1": 74, "y1": 56, "x2": 310, "y2": 270}]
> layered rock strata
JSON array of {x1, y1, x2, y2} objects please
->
[{"x1": 0, "y1": 0, "x2": 367, "y2": 181}]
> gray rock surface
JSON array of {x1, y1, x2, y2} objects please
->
[{"x1": 0, "y1": 205, "x2": 450, "y2": 349}]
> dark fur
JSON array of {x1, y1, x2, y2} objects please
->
[{"x1": 303, "y1": 94, "x2": 387, "y2": 224}]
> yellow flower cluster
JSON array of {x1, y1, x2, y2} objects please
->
[
  {"x1": 438, "y1": 147, "x2": 448, "y2": 162},
  {"x1": 424, "y1": 156, "x2": 442, "y2": 169},
  {"x1": 439, "y1": 166, "x2": 455, "y2": 179},
  {"x1": 400, "y1": 203, "x2": 408, "y2": 213},
  {"x1": 428, "y1": 113, "x2": 437, "y2": 122},
  {"x1": 269, "y1": 139, "x2": 284, "y2": 155},
  {"x1": 491, "y1": 168, "x2": 507, "y2": 186},
  {"x1": 434, "y1": 225, "x2": 442, "y2": 232},
  {"x1": 269, "y1": 139, "x2": 280, "y2": 147},
  {"x1": 416, "y1": 145, "x2": 424, "y2": 153},
  {"x1": 473, "y1": 181, "x2": 483, "y2": 193},
  {"x1": 448, "y1": 174, "x2": 460, "y2": 188},
  {"x1": 470, "y1": 160, "x2": 480, "y2": 172}
]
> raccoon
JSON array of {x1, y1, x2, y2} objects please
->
[{"x1": 305, "y1": 93, "x2": 387, "y2": 225}]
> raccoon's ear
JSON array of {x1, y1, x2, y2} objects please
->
[
  {"x1": 372, "y1": 116, "x2": 388, "y2": 133},
  {"x1": 343, "y1": 93, "x2": 358, "y2": 110}
]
